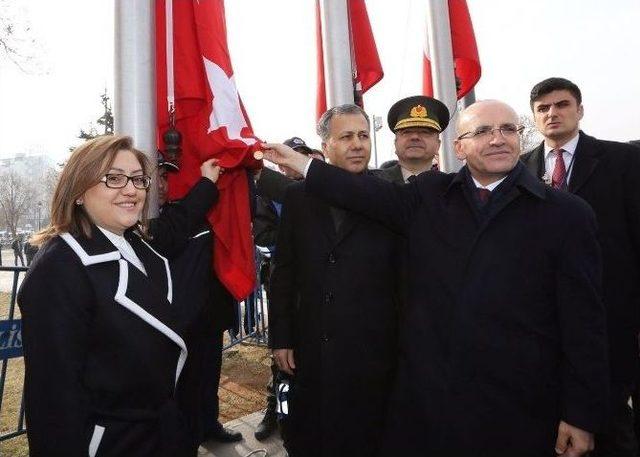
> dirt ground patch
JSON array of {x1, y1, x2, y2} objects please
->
[
  {"x1": 218, "y1": 341, "x2": 272, "y2": 423},
  {"x1": 0, "y1": 291, "x2": 271, "y2": 457}
]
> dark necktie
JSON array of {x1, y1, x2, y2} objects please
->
[
  {"x1": 551, "y1": 149, "x2": 566, "y2": 189},
  {"x1": 407, "y1": 175, "x2": 417, "y2": 183},
  {"x1": 477, "y1": 188, "x2": 491, "y2": 204}
]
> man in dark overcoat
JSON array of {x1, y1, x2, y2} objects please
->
[
  {"x1": 263, "y1": 99, "x2": 609, "y2": 457},
  {"x1": 269, "y1": 105, "x2": 400, "y2": 457},
  {"x1": 522, "y1": 77, "x2": 640, "y2": 456},
  {"x1": 252, "y1": 136, "x2": 321, "y2": 441}
]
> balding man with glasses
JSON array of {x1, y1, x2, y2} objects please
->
[{"x1": 261, "y1": 99, "x2": 608, "y2": 456}]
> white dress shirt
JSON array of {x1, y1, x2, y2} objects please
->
[
  {"x1": 98, "y1": 226, "x2": 147, "y2": 275},
  {"x1": 472, "y1": 176, "x2": 507, "y2": 191},
  {"x1": 400, "y1": 163, "x2": 433, "y2": 183},
  {"x1": 543, "y1": 133, "x2": 579, "y2": 185}
]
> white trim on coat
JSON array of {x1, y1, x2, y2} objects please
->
[
  {"x1": 60, "y1": 233, "x2": 187, "y2": 388},
  {"x1": 88, "y1": 424, "x2": 105, "y2": 457},
  {"x1": 140, "y1": 239, "x2": 173, "y2": 304},
  {"x1": 191, "y1": 230, "x2": 210, "y2": 239},
  {"x1": 114, "y1": 259, "x2": 187, "y2": 388},
  {"x1": 60, "y1": 233, "x2": 120, "y2": 265}
]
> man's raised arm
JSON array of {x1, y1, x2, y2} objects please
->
[{"x1": 262, "y1": 143, "x2": 418, "y2": 235}]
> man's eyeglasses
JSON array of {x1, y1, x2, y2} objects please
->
[
  {"x1": 100, "y1": 174, "x2": 151, "y2": 190},
  {"x1": 457, "y1": 124, "x2": 524, "y2": 140}
]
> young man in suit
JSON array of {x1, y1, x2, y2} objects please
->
[
  {"x1": 263, "y1": 99, "x2": 609, "y2": 457},
  {"x1": 378, "y1": 95, "x2": 447, "y2": 184},
  {"x1": 269, "y1": 105, "x2": 400, "y2": 457},
  {"x1": 522, "y1": 77, "x2": 640, "y2": 457}
]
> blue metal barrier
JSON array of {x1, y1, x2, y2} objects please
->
[
  {"x1": 223, "y1": 247, "x2": 271, "y2": 350},
  {"x1": 0, "y1": 266, "x2": 28, "y2": 442}
]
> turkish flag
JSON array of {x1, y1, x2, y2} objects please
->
[
  {"x1": 156, "y1": 0, "x2": 259, "y2": 300},
  {"x1": 316, "y1": 0, "x2": 383, "y2": 120},
  {"x1": 423, "y1": 0, "x2": 480, "y2": 99}
]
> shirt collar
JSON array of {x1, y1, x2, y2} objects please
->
[
  {"x1": 446, "y1": 162, "x2": 545, "y2": 200},
  {"x1": 544, "y1": 132, "x2": 580, "y2": 158},
  {"x1": 400, "y1": 162, "x2": 432, "y2": 183},
  {"x1": 98, "y1": 226, "x2": 127, "y2": 249},
  {"x1": 471, "y1": 175, "x2": 507, "y2": 191}
]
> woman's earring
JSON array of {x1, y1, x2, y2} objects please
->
[{"x1": 75, "y1": 199, "x2": 83, "y2": 206}]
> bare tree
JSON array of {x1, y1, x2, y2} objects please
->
[
  {"x1": 0, "y1": 0, "x2": 42, "y2": 73},
  {"x1": 0, "y1": 171, "x2": 36, "y2": 236},
  {"x1": 518, "y1": 114, "x2": 543, "y2": 154}
]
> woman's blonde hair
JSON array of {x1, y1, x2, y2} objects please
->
[{"x1": 31, "y1": 135, "x2": 151, "y2": 246}]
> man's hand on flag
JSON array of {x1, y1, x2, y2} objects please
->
[{"x1": 261, "y1": 143, "x2": 311, "y2": 176}]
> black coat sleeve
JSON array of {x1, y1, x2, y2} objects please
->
[
  {"x1": 256, "y1": 167, "x2": 293, "y2": 203},
  {"x1": 268, "y1": 185, "x2": 298, "y2": 349},
  {"x1": 305, "y1": 159, "x2": 420, "y2": 235},
  {"x1": 17, "y1": 242, "x2": 94, "y2": 456},
  {"x1": 149, "y1": 177, "x2": 219, "y2": 258},
  {"x1": 623, "y1": 145, "x2": 640, "y2": 270},
  {"x1": 253, "y1": 197, "x2": 280, "y2": 248},
  {"x1": 557, "y1": 200, "x2": 609, "y2": 433}
]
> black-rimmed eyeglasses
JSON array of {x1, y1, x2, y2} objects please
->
[
  {"x1": 100, "y1": 174, "x2": 151, "y2": 190},
  {"x1": 457, "y1": 124, "x2": 524, "y2": 141}
]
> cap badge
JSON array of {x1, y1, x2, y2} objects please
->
[{"x1": 410, "y1": 105, "x2": 428, "y2": 119}]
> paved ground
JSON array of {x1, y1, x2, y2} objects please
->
[
  {"x1": 199, "y1": 411, "x2": 286, "y2": 457},
  {"x1": 0, "y1": 249, "x2": 27, "y2": 295}
]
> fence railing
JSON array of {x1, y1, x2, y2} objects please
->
[
  {"x1": 223, "y1": 247, "x2": 271, "y2": 349},
  {"x1": 0, "y1": 266, "x2": 29, "y2": 442},
  {"x1": 0, "y1": 250, "x2": 271, "y2": 444}
]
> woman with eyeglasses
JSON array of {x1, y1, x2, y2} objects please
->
[{"x1": 18, "y1": 135, "x2": 220, "y2": 457}]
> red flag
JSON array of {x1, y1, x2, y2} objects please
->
[
  {"x1": 316, "y1": 0, "x2": 383, "y2": 120},
  {"x1": 423, "y1": 0, "x2": 480, "y2": 99},
  {"x1": 156, "y1": 0, "x2": 259, "y2": 300}
]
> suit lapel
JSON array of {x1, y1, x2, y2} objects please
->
[
  {"x1": 568, "y1": 132, "x2": 601, "y2": 193},
  {"x1": 128, "y1": 233, "x2": 172, "y2": 304},
  {"x1": 525, "y1": 143, "x2": 546, "y2": 180},
  {"x1": 311, "y1": 197, "x2": 338, "y2": 242},
  {"x1": 333, "y1": 210, "x2": 360, "y2": 247},
  {"x1": 390, "y1": 164, "x2": 404, "y2": 184},
  {"x1": 60, "y1": 229, "x2": 186, "y2": 388}
]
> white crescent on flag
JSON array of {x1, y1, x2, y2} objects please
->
[{"x1": 203, "y1": 56, "x2": 256, "y2": 146}]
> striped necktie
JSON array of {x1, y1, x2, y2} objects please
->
[{"x1": 551, "y1": 149, "x2": 566, "y2": 189}]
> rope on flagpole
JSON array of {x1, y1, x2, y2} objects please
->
[
  {"x1": 163, "y1": 0, "x2": 181, "y2": 164},
  {"x1": 165, "y1": 0, "x2": 175, "y2": 113}
]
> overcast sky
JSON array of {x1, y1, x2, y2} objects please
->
[{"x1": 1, "y1": 0, "x2": 639, "y2": 165}]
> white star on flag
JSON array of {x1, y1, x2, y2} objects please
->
[{"x1": 203, "y1": 57, "x2": 256, "y2": 146}]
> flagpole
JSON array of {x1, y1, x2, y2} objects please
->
[
  {"x1": 425, "y1": 0, "x2": 463, "y2": 173},
  {"x1": 114, "y1": 0, "x2": 158, "y2": 215},
  {"x1": 319, "y1": 0, "x2": 355, "y2": 108},
  {"x1": 461, "y1": 88, "x2": 476, "y2": 109}
]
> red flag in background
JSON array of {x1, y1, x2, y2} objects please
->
[
  {"x1": 316, "y1": 0, "x2": 383, "y2": 120},
  {"x1": 156, "y1": 0, "x2": 260, "y2": 300},
  {"x1": 423, "y1": 0, "x2": 480, "y2": 99}
]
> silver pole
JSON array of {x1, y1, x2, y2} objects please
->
[
  {"x1": 425, "y1": 0, "x2": 463, "y2": 173},
  {"x1": 319, "y1": 0, "x2": 355, "y2": 108},
  {"x1": 372, "y1": 114, "x2": 383, "y2": 168},
  {"x1": 114, "y1": 0, "x2": 159, "y2": 215},
  {"x1": 461, "y1": 88, "x2": 476, "y2": 109}
]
